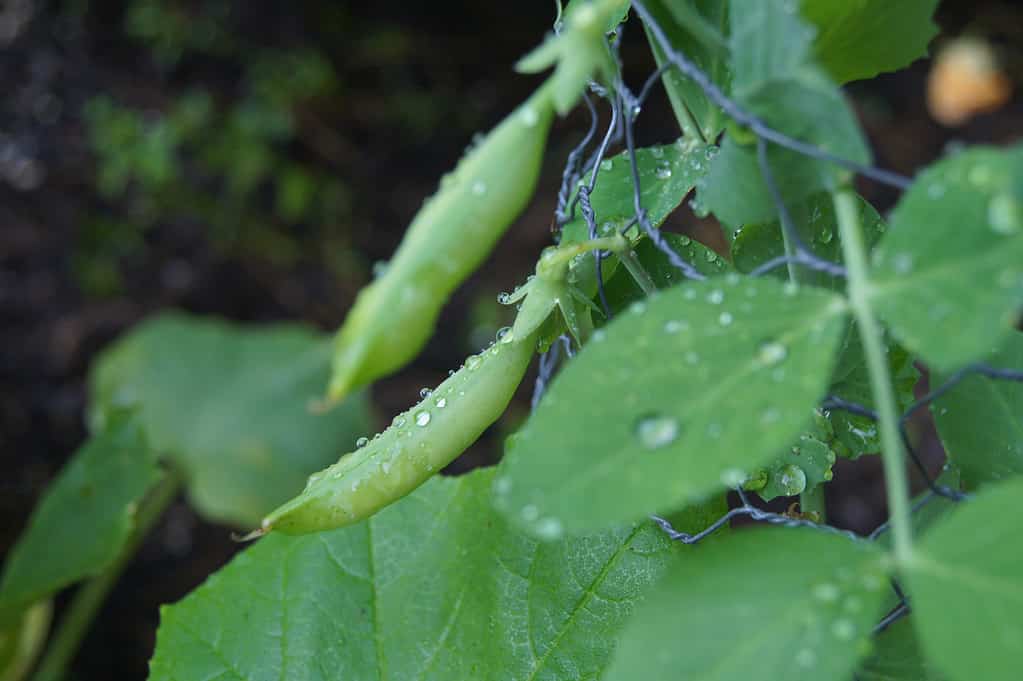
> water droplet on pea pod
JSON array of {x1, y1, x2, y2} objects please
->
[{"x1": 634, "y1": 414, "x2": 680, "y2": 449}]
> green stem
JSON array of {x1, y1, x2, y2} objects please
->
[
  {"x1": 833, "y1": 188, "x2": 914, "y2": 565},
  {"x1": 30, "y1": 471, "x2": 183, "y2": 681},
  {"x1": 617, "y1": 247, "x2": 658, "y2": 295},
  {"x1": 799, "y1": 485, "x2": 826, "y2": 521},
  {"x1": 779, "y1": 221, "x2": 802, "y2": 287}
]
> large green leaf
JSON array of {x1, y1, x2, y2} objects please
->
[
  {"x1": 148, "y1": 469, "x2": 679, "y2": 681},
  {"x1": 90, "y1": 313, "x2": 373, "y2": 527},
  {"x1": 605, "y1": 528, "x2": 888, "y2": 681},
  {"x1": 858, "y1": 617, "x2": 948, "y2": 681},
  {"x1": 870, "y1": 146, "x2": 1023, "y2": 372},
  {"x1": 698, "y1": 73, "x2": 869, "y2": 227},
  {"x1": 494, "y1": 275, "x2": 848, "y2": 536},
  {"x1": 904, "y1": 478, "x2": 1023, "y2": 681},
  {"x1": 643, "y1": 0, "x2": 730, "y2": 139},
  {"x1": 932, "y1": 331, "x2": 1023, "y2": 489},
  {"x1": 0, "y1": 416, "x2": 160, "y2": 625},
  {"x1": 729, "y1": 0, "x2": 815, "y2": 97},
  {"x1": 560, "y1": 139, "x2": 714, "y2": 244},
  {"x1": 802, "y1": 0, "x2": 941, "y2": 84}
]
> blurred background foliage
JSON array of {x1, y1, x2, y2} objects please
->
[{"x1": 1, "y1": 0, "x2": 1022, "y2": 678}]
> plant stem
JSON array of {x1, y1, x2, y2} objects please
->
[
  {"x1": 799, "y1": 484, "x2": 826, "y2": 521},
  {"x1": 617, "y1": 246, "x2": 658, "y2": 295},
  {"x1": 30, "y1": 470, "x2": 183, "y2": 681},
  {"x1": 833, "y1": 188, "x2": 914, "y2": 565}
]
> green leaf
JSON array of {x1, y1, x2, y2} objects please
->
[
  {"x1": 494, "y1": 275, "x2": 848, "y2": 536},
  {"x1": 870, "y1": 146, "x2": 1023, "y2": 372},
  {"x1": 731, "y1": 192, "x2": 886, "y2": 284},
  {"x1": 0, "y1": 416, "x2": 160, "y2": 625},
  {"x1": 148, "y1": 469, "x2": 677, "y2": 681},
  {"x1": 90, "y1": 313, "x2": 374, "y2": 527},
  {"x1": 802, "y1": 0, "x2": 941, "y2": 84},
  {"x1": 729, "y1": 0, "x2": 816, "y2": 97},
  {"x1": 698, "y1": 73, "x2": 869, "y2": 227},
  {"x1": 932, "y1": 331, "x2": 1023, "y2": 489},
  {"x1": 904, "y1": 477, "x2": 1023, "y2": 681},
  {"x1": 642, "y1": 0, "x2": 730, "y2": 139},
  {"x1": 560, "y1": 139, "x2": 714, "y2": 245},
  {"x1": 0, "y1": 602, "x2": 51, "y2": 681},
  {"x1": 605, "y1": 528, "x2": 889, "y2": 681},
  {"x1": 745, "y1": 432, "x2": 835, "y2": 501},
  {"x1": 858, "y1": 617, "x2": 948, "y2": 681},
  {"x1": 601, "y1": 233, "x2": 731, "y2": 312}
]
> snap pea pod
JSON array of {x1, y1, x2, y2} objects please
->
[
  {"x1": 263, "y1": 329, "x2": 538, "y2": 535},
  {"x1": 325, "y1": 84, "x2": 555, "y2": 404}
]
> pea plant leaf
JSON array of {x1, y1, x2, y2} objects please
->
[
  {"x1": 904, "y1": 478, "x2": 1023, "y2": 681},
  {"x1": 494, "y1": 275, "x2": 848, "y2": 536},
  {"x1": 801, "y1": 0, "x2": 942, "y2": 84},
  {"x1": 604, "y1": 528, "x2": 889, "y2": 681},
  {"x1": 870, "y1": 145, "x2": 1023, "y2": 372},
  {"x1": 559, "y1": 140, "x2": 714, "y2": 245},
  {"x1": 0, "y1": 415, "x2": 160, "y2": 625},
  {"x1": 858, "y1": 617, "x2": 948, "y2": 681},
  {"x1": 931, "y1": 331, "x2": 1023, "y2": 489},
  {"x1": 148, "y1": 469, "x2": 679, "y2": 681},
  {"x1": 641, "y1": 0, "x2": 731, "y2": 139},
  {"x1": 90, "y1": 313, "x2": 374, "y2": 528}
]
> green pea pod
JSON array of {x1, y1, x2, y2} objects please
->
[
  {"x1": 263, "y1": 330, "x2": 537, "y2": 535},
  {"x1": 325, "y1": 83, "x2": 556, "y2": 404}
]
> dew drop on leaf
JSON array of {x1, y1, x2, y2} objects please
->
[
  {"x1": 718, "y1": 312, "x2": 734, "y2": 326},
  {"x1": 600, "y1": 159, "x2": 614, "y2": 171},
  {"x1": 831, "y1": 618, "x2": 856, "y2": 641},
  {"x1": 533, "y1": 517, "x2": 564, "y2": 540},
  {"x1": 415, "y1": 410, "x2": 431, "y2": 427},
  {"x1": 757, "y1": 341, "x2": 788, "y2": 366},
  {"x1": 655, "y1": 162, "x2": 672, "y2": 179},
  {"x1": 434, "y1": 396, "x2": 447, "y2": 409},
  {"x1": 812, "y1": 582, "x2": 841, "y2": 603},
  {"x1": 355, "y1": 437, "x2": 369, "y2": 448},
  {"x1": 988, "y1": 193, "x2": 1022, "y2": 235},
  {"x1": 707, "y1": 289, "x2": 724, "y2": 304},
  {"x1": 465, "y1": 354, "x2": 482, "y2": 370},
  {"x1": 634, "y1": 413, "x2": 680, "y2": 449},
  {"x1": 778, "y1": 464, "x2": 807, "y2": 495},
  {"x1": 419, "y1": 388, "x2": 432, "y2": 399}
]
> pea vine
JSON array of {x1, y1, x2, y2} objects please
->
[{"x1": 2, "y1": 1, "x2": 1022, "y2": 681}]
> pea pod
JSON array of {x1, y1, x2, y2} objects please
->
[
  {"x1": 263, "y1": 329, "x2": 537, "y2": 535},
  {"x1": 325, "y1": 84, "x2": 556, "y2": 404}
]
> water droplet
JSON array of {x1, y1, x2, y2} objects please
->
[
  {"x1": 760, "y1": 407, "x2": 781, "y2": 424},
  {"x1": 683, "y1": 288, "x2": 697, "y2": 300},
  {"x1": 521, "y1": 504, "x2": 539, "y2": 521},
  {"x1": 414, "y1": 410, "x2": 430, "y2": 427},
  {"x1": 392, "y1": 415, "x2": 407, "y2": 428},
  {"x1": 497, "y1": 291, "x2": 511, "y2": 304},
  {"x1": 831, "y1": 618, "x2": 856, "y2": 641},
  {"x1": 720, "y1": 468, "x2": 746, "y2": 487},
  {"x1": 655, "y1": 162, "x2": 672, "y2": 179},
  {"x1": 419, "y1": 387, "x2": 433, "y2": 399},
  {"x1": 494, "y1": 476, "x2": 512, "y2": 494},
  {"x1": 757, "y1": 341, "x2": 788, "y2": 366},
  {"x1": 678, "y1": 235, "x2": 692, "y2": 246},
  {"x1": 592, "y1": 329, "x2": 607, "y2": 342},
  {"x1": 927, "y1": 183, "x2": 946, "y2": 199},
  {"x1": 629, "y1": 301, "x2": 647, "y2": 315},
  {"x1": 520, "y1": 107, "x2": 539, "y2": 127},
  {"x1": 783, "y1": 281, "x2": 798, "y2": 297},
  {"x1": 664, "y1": 319, "x2": 689, "y2": 334},
  {"x1": 472, "y1": 180, "x2": 487, "y2": 196},
  {"x1": 650, "y1": 146, "x2": 664, "y2": 159},
  {"x1": 707, "y1": 289, "x2": 724, "y2": 304},
  {"x1": 635, "y1": 413, "x2": 680, "y2": 449},
  {"x1": 892, "y1": 253, "x2": 914, "y2": 274},
  {"x1": 795, "y1": 648, "x2": 816, "y2": 669},
  {"x1": 356, "y1": 437, "x2": 369, "y2": 448},
  {"x1": 812, "y1": 582, "x2": 840, "y2": 603},
  {"x1": 778, "y1": 464, "x2": 807, "y2": 495},
  {"x1": 989, "y1": 193, "x2": 1022, "y2": 235},
  {"x1": 496, "y1": 326, "x2": 514, "y2": 344},
  {"x1": 435, "y1": 396, "x2": 447, "y2": 409},
  {"x1": 372, "y1": 260, "x2": 389, "y2": 278},
  {"x1": 465, "y1": 354, "x2": 482, "y2": 370},
  {"x1": 818, "y1": 227, "x2": 834, "y2": 244},
  {"x1": 718, "y1": 311, "x2": 733, "y2": 326},
  {"x1": 704, "y1": 249, "x2": 718, "y2": 262},
  {"x1": 534, "y1": 517, "x2": 564, "y2": 539},
  {"x1": 685, "y1": 351, "x2": 700, "y2": 365},
  {"x1": 600, "y1": 159, "x2": 614, "y2": 171}
]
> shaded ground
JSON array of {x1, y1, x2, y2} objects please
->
[{"x1": 1, "y1": 1, "x2": 1021, "y2": 678}]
